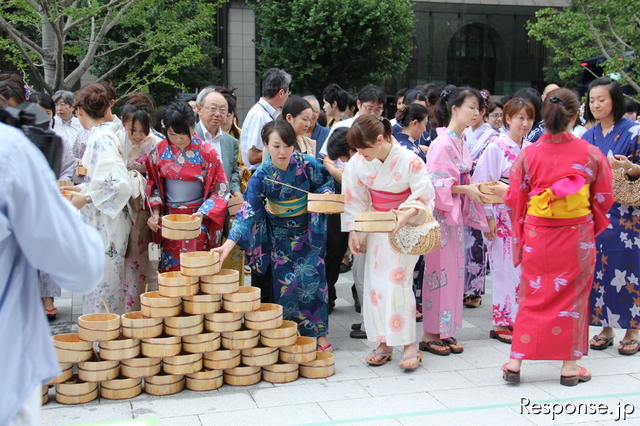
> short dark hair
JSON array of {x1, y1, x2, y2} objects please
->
[
  {"x1": 403, "y1": 89, "x2": 427, "y2": 105},
  {"x1": 216, "y1": 87, "x2": 237, "y2": 115},
  {"x1": 28, "y1": 92, "x2": 55, "y2": 113},
  {"x1": 122, "y1": 93, "x2": 156, "y2": 135},
  {"x1": 503, "y1": 98, "x2": 535, "y2": 130},
  {"x1": 396, "y1": 103, "x2": 428, "y2": 127},
  {"x1": 488, "y1": 101, "x2": 503, "y2": 114},
  {"x1": 436, "y1": 85, "x2": 482, "y2": 127},
  {"x1": 512, "y1": 87, "x2": 542, "y2": 124},
  {"x1": 395, "y1": 88, "x2": 408, "y2": 99},
  {"x1": 261, "y1": 68, "x2": 291, "y2": 98},
  {"x1": 322, "y1": 83, "x2": 348, "y2": 111},
  {"x1": 347, "y1": 115, "x2": 392, "y2": 149},
  {"x1": 0, "y1": 75, "x2": 26, "y2": 105},
  {"x1": 357, "y1": 84, "x2": 385, "y2": 104},
  {"x1": 162, "y1": 101, "x2": 195, "y2": 137},
  {"x1": 421, "y1": 84, "x2": 442, "y2": 106},
  {"x1": 584, "y1": 77, "x2": 625, "y2": 123},
  {"x1": 261, "y1": 120, "x2": 297, "y2": 147},
  {"x1": 326, "y1": 127, "x2": 353, "y2": 160},
  {"x1": 281, "y1": 96, "x2": 311, "y2": 119},
  {"x1": 541, "y1": 88, "x2": 580, "y2": 134},
  {"x1": 624, "y1": 97, "x2": 638, "y2": 114}
]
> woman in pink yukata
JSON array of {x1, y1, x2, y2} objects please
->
[
  {"x1": 421, "y1": 86, "x2": 489, "y2": 356},
  {"x1": 472, "y1": 97, "x2": 535, "y2": 344}
]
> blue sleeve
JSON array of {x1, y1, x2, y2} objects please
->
[
  {"x1": 2, "y1": 126, "x2": 104, "y2": 293},
  {"x1": 306, "y1": 155, "x2": 335, "y2": 194},
  {"x1": 229, "y1": 171, "x2": 267, "y2": 250}
]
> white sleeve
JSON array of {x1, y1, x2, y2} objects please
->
[
  {"x1": 340, "y1": 156, "x2": 371, "y2": 232},
  {"x1": 472, "y1": 142, "x2": 504, "y2": 217}
]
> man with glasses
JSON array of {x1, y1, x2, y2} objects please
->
[
  {"x1": 195, "y1": 87, "x2": 241, "y2": 198},
  {"x1": 52, "y1": 90, "x2": 85, "y2": 180},
  {"x1": 240, "y1": 68, "x2": 291, "y2": 170}
]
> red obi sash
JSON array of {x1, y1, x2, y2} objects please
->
[{"x1": 369, "y1": 188, "x2": 411, "y2": 212}]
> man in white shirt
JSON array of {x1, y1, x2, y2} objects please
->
[
  {"x1": 320, "y1": 84, "x2": 385, "y2": 158},
  {"x1": 194, "y1": 87, "x2": 241, "y2": 196},
  {"x1": 240, "y1": 68, "x2": 291, "y2": 170},
  {"x1": 52, "y1": 90, "x2": 85, "y2": 180}
]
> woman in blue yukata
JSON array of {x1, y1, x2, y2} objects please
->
[
  {"x1": 214, "y1": 120, "x2": 335, "y2": 352},
  {"x1": 584, "y1": 77, "x2": 640, "y2": 356}
]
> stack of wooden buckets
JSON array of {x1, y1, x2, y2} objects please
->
[{"x1": 46, "y1": 214, "x2": 335, "y2": 405}]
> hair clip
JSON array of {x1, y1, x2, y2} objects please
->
[
  {"x1": 549, "y1": 96, "x2": 563, "y2": 105},
  {"x1": 440, "y1": 89, "x2": 452, "y2": 102},
  {"x1": 480, "y1": 90, "x2": 490, "y2": 101},
  {"x1": 375, "y1": 115, "x2": 384, "y2": 122},
  {"x1": 23, "y1": 83, "x2": 32, "y2": 99}
]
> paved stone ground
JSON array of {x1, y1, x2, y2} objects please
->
[{"x1": 44, "y1": 272, "x2": 640, "y2": 425}]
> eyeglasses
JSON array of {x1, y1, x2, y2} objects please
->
[
  {"x1": 203, "y1": 105, "x2": 227, "y2": 115},
  {"x1": 488, "y1": 113, "x2": 503, "y2": 118},
  {"x1": 361, "y1": 103, "x2": 384, "y2": 115}
]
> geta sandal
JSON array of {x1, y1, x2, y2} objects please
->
[
  {"x1": 618, "y1": 339, "x2": 640, "y2": 356},
  {"x1": 589, "y1": 334, "x2": 614, "y2": 350},
  {"x1": 399, "y1": 352, "x2": 422, "y2": 371},
  {"x1": 560, "y1": 367, "x2": 591, "y2": 386},
  {"x1": 490, "y1": 329, "x2": 513, "y2": 344},
  {"x1": 418, "y1": 340, "x2": 451, "y2": 356},
  {"x1": 501, "y1": 363, "x2": 520, "y2": 384},
  {"x1": 442, "y1": 337, "x2": 464, "y2": 354},
  {"x1": 463, "y1": 295, "x2": 482, "y2": 308},
  {"x1": 366, "y1": 349, "x2": 393, "y2": 366}
]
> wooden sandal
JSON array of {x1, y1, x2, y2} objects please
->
[
  {"x1": 560, "y1": 367, "x2": 591, "y2": 386},
  {"x1": 442, "y1": 337, "x2": 464, "y2": 354},
  {"x1": 399, "y1": 352, "x2": 422, "y2": 371},
  {"x1": 418, "y1": 340, "x2": 451, "y2": 356},
  {"x1": 366, "y1": 349, "x2": 393, "y2": 366},
  {"x1": 490, "y1": 329, "x2": 513, "y2": 344},
  {"x1": 463, "y1": 295, "x2": 482, "y2": 308},
  {"x1": 589, "y1": 334, "x2": 614, "y2": 350},
  {"x1": 501, "y1": 363, "x2": 520, "y2": 384},
  {"x1": 618, "y1": 339, "x2": 640, "y2": 356}
]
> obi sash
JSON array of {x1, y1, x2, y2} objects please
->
[
  {"x1": 266, "y1": 195, "x2": 308, "y2": 217},
  {"x1": 369, "y1": 188, "x2": 411, "y2": 212},
  {"x1": 527, "y1": 175, "x2": 591, "y2": 219}
]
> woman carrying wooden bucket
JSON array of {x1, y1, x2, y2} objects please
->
[
  {"x1": 341, "y1": 115, "x2": 435, "y2": 370},
  {"x1": 214, "y1": 120, "x2": 336, "y2": 352}
]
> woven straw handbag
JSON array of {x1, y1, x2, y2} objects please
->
[
  {"x1": 389, "y1": 209, "x2": 441, "y2": 256},
  {"x1": 613, "y1": 168, "x2": 640, "y2": 206}
]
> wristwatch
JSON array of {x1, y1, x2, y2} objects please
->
[{"x1": 85, "y1": 195, "x2": 93, "y2": 204}]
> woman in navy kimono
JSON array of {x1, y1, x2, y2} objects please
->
[
  {"x1": 584, "y1": 77, "x2": 640, "y2": 356},
  {"x1": 214, "y1": 120, "x2": 335, "y2": 351}
]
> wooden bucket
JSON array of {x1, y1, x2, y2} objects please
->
[
  {"x1": 141, "y1": 335, "x2": 182, "y2": 358},
  {"x1": 77, "y1": 354, "x2": 119, "y2": 382},
  {"x1": 140, "y1": 291, "x2": 182, "y2": 318},
  {"x1": 260, "y1": 320, "x2": 298, "y2": 348},
  {"x1": 144, "y1": 373, "x2": 185, "y2": 396},
  {"x1": 203, "y1": 349, "x2": 240, "y2": 370},
  {"x1": 262, "y1": 363, "x2": 299, "y2": 384},
  {"x1": 161, "y1": 214, "x2": 201, "y2": 240},
  {"x1": 222, "y1": 286, "x2": 261, "y2": 313},
  {"x1": 41, "y1": 385, "x2": 49, "y2": 405},
  {"x1": 48, "y1": 362, "x2": 73, "y2": 385},
  {"x1": 241, "y1": 346, "x2": 279, "y2": 367},
  {"x1": 244, "y1": 303, "x2": 283, "y2": 330},
  {"x1": 224, "y1": 366, "x2": 261, "y2": 386},
  {"x1": 300, "y1": 351, "x2": 335, "y2": 378},
  {"x1": 77, "y1": 313, "x2": 121, "y2": 342},
  {"x1": 52, "y1": 333, "x2": 93, "y2": 363},
  {"x1": 280, "y1": 336, "x2": 317, "y2": 364},
  {"x1": 186, "y1": 369, "x2": 223, "y2": 391},
  {"x1": 228, "y1": 193, "x2": 244, "y2": 216},
  {"x1": 120, "y1": 356, "x2": 162, "y2": 378},
  {"x1": 180, "y1": 251, "x2": 221, "y2": 277},
  {"x1": 100, "y1": 377, "x2": 142, "y2": 400},
  {"x1": 164, "y1": 314, "x2": 204, "y2": 337},
  {"x1": 354, "y1": 211, "x2": 396, "y2": 233},
  {"x1": 183, "y1": 293, "x2": 222, "y2": 315},
  {"x1": 121, "y1": 311, "x2": 164, "y2": 339},
  {"x1": 200, "y1": 269, "x2": 240, "y2": 295},
  {"x1": 204, "y1": 311, "x2": 242, "y2": 333},
  {"x1": 163, "y1": 352, "x2": 203, "y2": 375},
  {"x1": 307, "y1": 193, "x2": 345, "y2": 214},
  {"x1": 55, "y1": 375, "x2": 98, "y2": 405},
  {"x1": 99, "y1": 336, "x2": 140, "y2": 361},
  {"x1": 158, "y1": 272, "x2": 199, "y2": 298},
  {"x1": 182, "y1": 332, "x2": 221, "y2": 354},
  {"x1": 478, "y1": 181, "x2": 507, "y2": 204},
  {"x1": 221, "y1": 329, "x2": 259, "y2": 350}
]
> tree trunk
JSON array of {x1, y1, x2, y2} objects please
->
[{"x1": 41, "y1": 17, "x2": 60, "y2": 90}]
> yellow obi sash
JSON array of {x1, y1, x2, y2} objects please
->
[
  {"x1": 527, "y1": 175, "x2": 591, "y2": 219},
  {"x1": 266, "y1": 196, "x2": 308, "y2": 217}
]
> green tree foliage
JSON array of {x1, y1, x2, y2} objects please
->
[
  {"x1": 253, "y1": 0, "x2": 415, "y2": 95},
  {"x1": 0, "y1": 0, "x2": 222, "y2": 99},
  {"x1": 527, "y1": 0, "x2": 640, "y2": 92}
]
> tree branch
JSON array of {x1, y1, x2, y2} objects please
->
[
  {"x1": 0, "y1": 15, "x2": 46, "y2": 57},
  {"x1": 95, "y1": 36, "x2": 143, "y2": 58},
  {"x1": 7, "y1": 34, "x2": 51, "y2": 93},
  {"x1": 95, "y1": 47, "x2": 151, "y2": 82},
  {"x1": 606, "y1": 16, "x2": 632, "y2": 51},
  {"x1": 63, "y1": 0, "x2": 135, "y2": 35}
]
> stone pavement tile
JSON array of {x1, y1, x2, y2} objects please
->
[
  {"x1": 532, "y1": 374, "x2": 640, "y2": 399},
  {"x1": 323, "y1": 356, "x2": 380, "y2": 382},
  {"x1": 455, "y1": 342, "x2": 511, "y2": 368},
  {"x1": 250, "y1": 381, "x2": 370, "y2": 408},
  {"x1": 41, "y1": 401, "x2": 133, "y2": 426},
  {"x1": 198, "y1": 402, "x2": 330, "y2": 425},
  {"x1": 461, "y1": 362, "x2": 559, "y2": 387},
  {"x1": 217, "y1": 380, "x2": 274, "y2": 392},
  {"x1": 578, "y1": 356, "x2": 640, "y2": 375},
  {"x1": 430, "y1": 382, "x2": 553, "y2": 409},
  {"x1": 318, "y1": 393, "x2": 445, "y2": 422},
  {"x1": 397, "y1": 407, "x2": 535, "y2": 425},
  {"x1": 155, "y1": 415, "x2": 202, "y2": 426},
  {"x1": 333, "y1": 420, "x2": 401, "y2": 426},
  {"x1": 421, "y1": 351, "x2": 476, "y2": 372},
  {"x1": 511, "y1": 397, "x2": 633, "y2": 425},
  {"x1": 358, "y1": 371, "x2": 473, "y2": 396},
  {"x1": 272, "y1": 377, "x2": 328, "y2": 387},
  {"x1": 131, "y1": 390, "x2": 256, "y2": 418}
]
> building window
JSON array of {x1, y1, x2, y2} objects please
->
[{"x1": 447, "y1": 23, "x2": 500, "y2": 92}]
